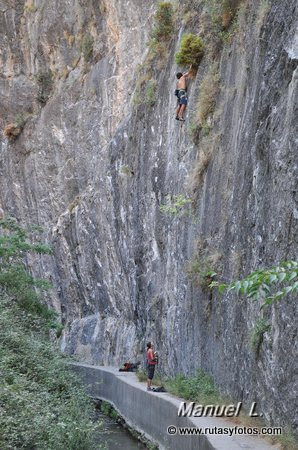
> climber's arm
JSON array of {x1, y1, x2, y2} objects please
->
[{"x1": 183, "y1": 66, "x2": 193, "y2": 78}]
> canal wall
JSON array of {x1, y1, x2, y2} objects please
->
[{"x1": 71, "y1": 364, "x2": 278, "y2": 450}]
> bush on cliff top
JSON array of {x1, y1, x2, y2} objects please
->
[{"x1": 175, "y1": 33, "x2": 204, "y2": 69}]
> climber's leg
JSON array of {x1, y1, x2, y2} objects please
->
[
  {"x1": 178, "y1": 91, "x2": 188, "y2": 120},
  {"x1": 176, "y1": 104, "x2": 181, "y2": 119},
  {"x1": 179, "y1": 104, "x2": 186, "y2": 119}
]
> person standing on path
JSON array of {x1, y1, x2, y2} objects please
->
[{"x1": 146, "y1": 342, "x2": 157, "y2": 391}]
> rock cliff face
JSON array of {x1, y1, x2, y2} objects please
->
[{"x1": 0, "y1": 0, "x2": 297, "y2": 430}]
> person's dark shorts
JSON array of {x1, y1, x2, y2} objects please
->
[
  {"x1": 178, "y1": 89, "x2": 188, "y2": 105},
  {"x1": 147, "y1": 364, "x2": 155, "y2": 380}
]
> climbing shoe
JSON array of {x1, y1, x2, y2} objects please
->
[
  {"x1": 179, "y1": 117, "x2": 185, "y2": 122},
  {"x1": 175, "y1": 116, "x2": 180, "y2": 120}
]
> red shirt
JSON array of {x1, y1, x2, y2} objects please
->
[{"x1": 147, "y1": 349, "x2": 157, "y2": 365}]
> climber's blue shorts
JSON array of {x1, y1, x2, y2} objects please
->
[{"x1": 177, "y1": 89, "x2": 188, "y2": 105}]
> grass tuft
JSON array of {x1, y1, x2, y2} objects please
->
[
  {"x1": 196, "y1": 63, "x2": 220, "y2": 127},
  {"x1": 250, "y1": 318, "x2": 271, "y2": 355},
  {"x1": 80, "y1": 33, "x2": 94, "y2": 62}
]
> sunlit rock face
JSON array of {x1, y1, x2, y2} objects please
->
[{"x1": 0, "y1": 0, "x2": 297, "y2": 430}]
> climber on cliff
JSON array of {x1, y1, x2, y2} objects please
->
[
  {"x1": 175, "y1": 69, "x2": 191, "y2": 121},
  {"x1": 146, "y1": 342, "x2": 157, "y2": 391}
]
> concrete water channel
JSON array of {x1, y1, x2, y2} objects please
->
[
  {"x1": 72, "y1": 363, "x2": 279, "y2": 450},
  {"x1": 93, "y1": 406, "x2": 147, "y2": 449}
]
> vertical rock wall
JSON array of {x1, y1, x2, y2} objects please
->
[{"x1": 0, "y1": 0, "x2": 297, "y2": 430}]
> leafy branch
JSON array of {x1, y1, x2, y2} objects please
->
[{"x1": 210, "y1": 261, "x2": 298, "y2": 307}]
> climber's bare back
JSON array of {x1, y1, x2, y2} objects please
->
[{"x1": 177, "y1": 75, "x2": 187, "y2": 89}]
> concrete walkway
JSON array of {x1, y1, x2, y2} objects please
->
[{"x1": 71, "y1": 363, "x2": 280, "y2": 450}]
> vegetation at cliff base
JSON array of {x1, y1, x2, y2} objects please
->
[
  {"x1": 165, "y1": 370, "x2": 221, "y2": 404},
  {"x1": 100, "y1": 401, "x2": 119, "y2": 420},
  {"x1": 0, "y1": 218, "x2": 101, "y2": 449},
  {"x1": 137, "y1": 368, "x2": 220, "y2": 405}
]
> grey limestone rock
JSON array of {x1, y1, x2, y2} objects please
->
[{"x1": 0, "y1": 0, "x2": 297, "y2": 431}]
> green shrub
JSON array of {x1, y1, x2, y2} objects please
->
[
  {"x1": 15, "y1": 113, "x2": 30, "y2": 129},
  {"x1": 165, "y1": 370, "x2": 221, "y2": 404},
  {"x1": 148, "y1": 2, "x2": 174, "y2": 59},
  {"x1": 134, "y1": 2, "x2": 173, "y2": 90},
  {"x1": 35, "y1": 69, "x2": 53, "y2": 103},
  {"x1": 136, "y1": 368, "x2": 147, "y2": 382},
  {"x1": 36, "y1": 70, "x2": 52, "y2": 89},
  {"x1": 185, "y1": 239, "x2": 221, "y2": 290},
  {"x1": 204, "y1": 0, "x2": 242, "y2": 30},
  {"x1": 276, "y1": 431, "x2": 298, "y2": 450},
  {"x1": 136, "y1": 368, "x2": 163, "y2": 386},
  {"x1": 133, "y1": 75, "x2": 157, "y2": 108},
  {"x1": 196, "y1": 63, "x2": 220, "y2": 126},
  {"x1": 187, "y1": 132, "x2": 219, "y2": 196},
  {"x1": 181, "y1": 0, "x2": 202, "y2": 25},
  {"x1": 175, "y1": 33, "x2": 204, "y2": 69},
  {"x1": 185, "y1": 249, "x2": 220, "y2": 291},
  {"x1": 80, "y1": 33, "x2": 94, "y2": 62},
  {"x1": 133, "y1": 69, "x2": 155, "y2": 107},
  {"x1": 100, "y1": 401, "x2": 119, "y2": 420},
  {"x1": 0, "y1": 297, "x2": 101, "y2": 450},
  {"x1": 160, "y1": 194, "x2": 192, "y2": 217},
  {"x1": 250, "y1": 318, "x2": 271, "y2": 355},
  {"x1": 26, "y1": 3, "x2": 38, "y2": 13},
  {"x1": 120, "y1": 165, "x2": 134, "y2": 176},
  {"x1": 145, "y1": 79, "x2": 157, "y2": 106},
  {"x1": 0, "y1": 218, "x2": 102, "y2": 449},
  {"x1": 151, "y1": 2, "x2": 174, "y2": 41},
  {"x1": 186, "y1": 258, "x2": 217, "y2": 290},
  {"x1": 0, "y1": 217, "x2": 55, "y2": 320}
]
